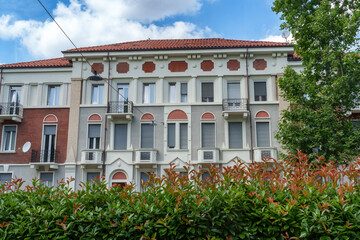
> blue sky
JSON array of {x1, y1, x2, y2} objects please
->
[{"x1": 0, "y1": 0, "x2": 286, "y2": 64}]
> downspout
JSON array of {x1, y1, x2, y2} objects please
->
[
  {"x1": 102, "y1": 52, "x2": 110, "y2": 177},
  {"x1": 245, "y1": 48, "x2": 254, "y2": 164},
  {"x1": 0, "y1": 68, "x2": 3, "y2": 101}
]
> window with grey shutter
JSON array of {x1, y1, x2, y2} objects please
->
[
  {"x1": 87, "y1": 172, "x2": 100, "y2": 182},
  {"x1": 254, "y1": 82, "x2": 267, "y2": 101},
  {"x1": 256, "y1": 122, "x2": 270, "y2": 147},
  {"x1": 229, "y1": 122, "x2": 243, "y2": 149},
  {"x1": 140, "y1": 172, "x2": 151, "y2": 192},
  {"x1": 40, "y1": 172, "x2": 53, "y2": 186},
  {"x1": 202, "y1": 83, "x2": 214, "y2": 102},
  {"x1": 180, "y1": 123, "x2": 188, "y2": 149},
  {"x1": 181, "y1": 83, "x2": 188, "y2": 102},
  {"x1": 167, "y1": 123, "x2": 175, "y2": 148},
  {"x1": 114, "y1": 124, "x2": 127, "y2": 150},
  {"x1": 141, "y1": 124, "x2": 154, "y2": 148},
  {"x1": 227, "y1": 82, "x2": 240, "y2": 99},
  {"x1": 88, "y1": 124, "x2": 100, "y2": 149},
  {"x1": 0, "y1": 173, "x2": 12, "y2": 182},
  {"x1": 201, "y1": 123, "x2": 215, "y2": 148}
]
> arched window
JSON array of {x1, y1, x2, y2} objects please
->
[
  {"x1": 200, "y1": 112, "x2": 215, "y2": 148},
  {"x1": 111, "y1": 171, "x2": 128, "y2": 188},
  {"x1": 141, "y1": 113, "x2": 155, "y2": 149},
  {"x1": 255, "y1": 111, "x2": 271, "y2": 147},
  {"x1": 167, "y1": 110, "x2": 188, "y2": 149}
]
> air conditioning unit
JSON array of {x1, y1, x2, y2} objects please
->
[
  {"x1": 203, "y1": 151, "x2": 214, "y2": 161},
  {"x1": 261, "y1": 150, "x2": 272, "y2": 160},
  {"x1": 140, "y1": 151, "x2": 151, "y2": 161}
]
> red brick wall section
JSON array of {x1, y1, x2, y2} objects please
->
[
  {"x1": 201, "y1": 112, "x2": 215, "y2": 120},
  {"x1": 168, "y1": 61, "x2": 188, "y2": 72},
  {"x1": 0, "y1": 108, "x2": 69, "y2": 164},
  {"x1": 43, "y1": 114, "x2": 57, "y2": 122},
  {"x1": 227, "y1": 60, "x2": 240, "y2": 71},
  {"x1": 142, "y1": 62, "x2": 156, "y2": 73},
  {"x1": 117, "y1": 62, "x2": 129, "y2": 74},
  {"x1": 168, "y1": 110, "x2": 188, "y2": 120},
  {"x1": 255, "y1": 111, "x2": 270, "y2": 118},
  {"x1": 141, "y1": 113, "x2": 154, "y2": 121},
  {"x1": 91, "y1": 63, "x2": 104, "y2": 74},
  {"x1": 201, "y1": 60, "x2": 214, "y2": 72},
  {"x1": 88, "y1": 114, "x2": 102, "y2": 121},
  {"x1": 253, "y1": 59, "x2": 267, "y2": 70},
  {"x1": 113, "y1": 172, "x2": 127, "y2": 180}
]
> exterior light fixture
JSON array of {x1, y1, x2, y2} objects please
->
[{"x1": 87, "y1": 71, "x2": 103, "y2": 81}]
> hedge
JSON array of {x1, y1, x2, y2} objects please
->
[{"x1": 1, "y1": 152, "x2": 360, "y2": 239}]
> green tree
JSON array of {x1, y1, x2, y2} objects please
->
[{"x1": 273, "y1": 0, "x2": 360, "y2": 162}]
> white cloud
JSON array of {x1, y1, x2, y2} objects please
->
[
  {"x1": 0, "y1": 0, "x2": 217, "y2": 59},
  {"x1": 260, "y1": 33, "x2": 293, "y2": 43}
]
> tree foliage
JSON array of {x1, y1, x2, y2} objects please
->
[{"x1": 273, "y1": 0, "x2": 360, "y2": 162}]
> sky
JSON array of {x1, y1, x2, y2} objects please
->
[{"x1": 0, "y1": 0, "x2": 288, "y2": 64}]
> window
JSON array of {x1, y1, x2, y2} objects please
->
[
  {"x1": 167, "y1": 123, "x2": 188, "y2": 149},
  {"x1": 40, "y1": 172, "x2": 53, "y2": 187},
  {"x1": 9, "y1": 86, "x2": 21, "y2": 115},
  {"x1": 0, "y1": 173, "x2": 12, "y2": 183},
  {"x1": 118, "y1": 84, "x2": 129, "y2": 102},
  {"x1": 227, "y1": 82, "x2": 240, "y2": 99},
  {"x1": 181, "y1": 83, "x2": 188, "y2": 103},
  {"x1": 114, "y1": 124, "x2": 127, "y2": 150},
  {"x1": 47, "y1": 85, "x2": 60, "y2": 106},
  {"x1": 91, "y1": 84, "x2": 104, "y2": 104},
  {"x1": 140, "y1": 172, "x2": 151, "y2": 192},
  {"x1": 141, "y1": 124, "x2": 154, "y2": 148},
  {"x1": 168, "y1": 83, "x2": 176, "y2": 103},
  {"x1": 202, "y1": 83, "x2": 214, "y2": 102},
  {"x1": 229, "y1": 122, "x2": 243, "y2": 149},
  {"x1": 254, "y1": 82, "x2": 267, "y2": 101},
  {"x1": 201, "y1": 123, "x2": 215, "y2": 148},
  {"x1": 88, "y1": 124, "x2": 101, "y2": 149},
  {"x1": 42, "y1": 125, "x2": 57, "y2": 162},
  {"x1": 87, "y1": 172, "x2": 101, "y2": 182},
  {"x1": 2, "y1": 126, "x2": 17, "y2": 152},
  {"x1": 167, "y1": 123, "x2": 175, "y2": 148},
  {"x1": 143, "y1": 83, "x2": 155, "y2": 104},
  {"x1": 256, "y1": 122, "x2": 270, "y2": 147}
]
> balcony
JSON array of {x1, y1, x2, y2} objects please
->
[
  {"x1": 197, "y1": 149, "x2": 220, "y2": 164},
  {"x1": 80, "y1": 149, "x2": 103, "y2": 168},
  {"x1": 222, "y1": 98, "x2": 249, "y2": 119},
  {"x1": 135, "y1": 149, "x2": 157, "y2": 166},
  {"x1": 352, "y1": 104, "x2": 360, "y2": 113},
  {"x1": 254, "y1": 148, "x2": 278, "y2": 162},
  {"x1": 30, "y1": 150, "x2": 60, "y2": 170},
  {"x1": 107, "y1": 101, "x2": 133, "y2": 120},
  {"x1": 0, "y1": 102, "x2": 23, "y2": 123}
]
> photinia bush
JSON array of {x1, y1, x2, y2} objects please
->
[{"x1": 1, "y1": 152, "x2": 360, "y2": 239}]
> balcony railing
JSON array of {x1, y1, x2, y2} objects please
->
[
  {"x1": 107, "y1": 101, "x2": 133, "y2": 114},
  {"x1": 31, "y1": 150, "x2": 60, "y2": 163},
  {"x1": 81, "y1": 149, "x2": 103, "y2": 165},
  {"x1": 222, "y1": 98, "x2": 248, "y2": 111},
  {"x1": 0, "y1": 102, "x2": 23, "y2": 117}
]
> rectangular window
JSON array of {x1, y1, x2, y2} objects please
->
[
  {"x1": 141, "y1": 124, "x2": 154, "y2": 148},
  {"x1": 2, "y1": 126, "x2": 17, "y2": 152},
  {"x1": 167, "y1": 123, "x2": 175, "y2": 148},
  {"x1": 118, "y1": 84, "x2": 129, "y2": 102},
  {"x1": 88, "y1": 124, "x2": 101, "y2": 149},
  {"x1": 0, "y1": 173, "x2": 12, "y2": 183},
  {"x1": 256, "y1": 122, "x2": 270, "y2": 147},
  {"x1": 47, "y1": 85, "x2": 60, "y2": 106},
  {"x1": 40, "y1": 172, "x2": 53, "y2": 187},
  {"x1": 201, "y1": 123, "x2": 215, "y2": 148},
  {"x1": 202, "y1": 83, "x2": 214, "y2": 102},
  {"x1": 140, "y1": 172, "x2": 151, "y2": 192},
  {"x1": 9, "y1": 86, "x2": 21, "y2": 115},
  {"x1": 168, "y1": 83, "x2": 176, "y2": 103},
  {"x1": 180, "y1": 123, "x2": 188, "y2": 149},
  {"x1": 254, "y1": 82, "x2": 267, "y2": 101},
  {"x1": 227, "y1": 82, "x2": 240, "y2": 99},
  {"x1": 87, "y1": 172, "x2": 100, "y2": 182},
  {"x1": 42, "y1": 125, "x2": 57, "y2": 162},
  {"x1": 229, "y1": 122, "x2": 243, "y2": 149},
  {"x1": 143, "y1": 83, "x2": 155, "y2": 104},
  {"x1": 91, "y1": 84, "x2": 104, "y2": 104},
  {"x1": 114, "y1": 124, "x2": 127, "y2": 150},
  {"x1": 181, "y1": 83, "x2": 188, "y2": 103}
]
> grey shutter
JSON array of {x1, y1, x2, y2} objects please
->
[
  {"x1": 229, "y1": 122, "x2": 243, "y2": 149},
  {"x1": 202, "y1": 83, "x2": 214, "y2": 100},
  {"x1": 256, "y1": 122, "x2": 270, "y2": 147},
  {"x1": 114, "y1": 124, "x2": 127, "y2": 150},
  {"x1": 228, "y1": 83, "x2": 240, "y2": 99},
  {"x1": 44, "y1": 125, "x2": 56, "y2": 135},
  {"x1": 202, "y1": 123, "x2": 215, "y2": 148},
  {"x1": 0, "y1": 173, "x2": 12, "y2": 182},
  {"x1": 180, "y1": 123, "x2": 188, "y2": 149},
  {"x1": 167, "y1": 123, "x2": 175, "y2": 148},
  {"x1": 141, "y1": 124, "x2": 154, "y2": 148},
  {"x1": 181, "y1": 83, "x2": 187, "y2": 94},
  {"x1": 254, "y1": 82, "x2": 267, "y2": 101},
  {"x1": 88, "y1": 125, "x2": 100, "y2": 138},
  {"x1": 5, "y1": 126, "x2": 16, "y2": 132},
  {"x1": 40, "y1": 173, "x2": 53, "y2": 182},
  {"x1": 87, "y1": 172, "x2": 100, "y2": 182}
]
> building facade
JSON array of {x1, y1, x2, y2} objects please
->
[{"x1": 0, "y1": 38, "x2": 308, "y2": 190}]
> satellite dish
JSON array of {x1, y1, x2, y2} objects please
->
[
  {"x1": 281, "y1": 30, "x2": 290, "y2": 42},
  {"x1": 22, "y1": 142, "x2": 31, "y2": 153}
]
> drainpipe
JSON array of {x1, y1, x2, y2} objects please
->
[
  {"x1": 245, "y1": 48, "x2": 254, "y2": 164},
  {"x1": 0, "y1": 68, "x2": 3, "y2": 101},
  {"x1": 102, "y1": 52, "x2": 111, "y2": 177}
]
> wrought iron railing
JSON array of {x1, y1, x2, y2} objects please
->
[
  {"x1": 222, "y1": 98, "x2": 248, "y2": 111},
  {"x1": 0, "y1": 102, "x2": 23, "y2": 117},
  {"x1": 31, "y1": 150, "x2": 60, "y2": 163},
  {"x1": 107, "y1": 101, "x2": 133, "y2": 114}
]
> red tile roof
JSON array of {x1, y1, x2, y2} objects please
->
[
  {"x1": 0, "y1": 57, "x2": 72, "y2": 69},
  {"x1": 63, "y1": 38, "x2": 293, "y2": 53}
]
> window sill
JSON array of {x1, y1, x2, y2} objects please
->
[
  {"x1": 250, "y1": 101, "x2": 279, "y2": 105},
  {"x1": 167, "y1": 149, "x2": 189, "y2": 152},
  {"x1": 0, "y1": 151, "x2": 16, "y2": 154},
  {"x1": 80, "y1": 104, "x2": 107, "y2": 108}
]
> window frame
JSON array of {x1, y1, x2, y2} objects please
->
[
  {"x1": 200, "y1": 121, "x2": 216, "y2": 148},
  {"x1": 87, "y1": 123, "x2": 101, "y2": 150},
  {"x1": 166, "y1": 121, "x2": 188, "y2": 150},
  {"x1": 142, "y1": 83, "x2": 156, "y2": 104},
  {"x1": 1, "y1": 125, "x2": 18, "y2": 152},
  {"x1": 39, "y1": 172, "x2": 55, "y2": 187},
  {"x1": 255, "y1": 120, "x2": 271, "y2": 148},
  {"x1": 254, "y1": 81, "x2": 267, "y2": 102},
  {"x1": 41, "y1": 124, "x2": 58, "y2": 163},
  {"x1": 86, "y1": 171, "x2": 101, "y2": 182},
  {"x1": 140, "y1": 122, "x2": 155, "y2": 149},
  {"x1": 110, "y1": 171, "x2": 128, "y2": 189},
  {"x1": 201, "y1": 82, "x2": 214, "y2": 102},
  {"x1": 113, "y1": 123, "x2": 129, "y2": 150},
  {"x1": 91, "y1": 84, "x2": 104, "y2": 105},
  {"x1": 47, "y1": 85, "x2": 61, "y2": 106},
  {"x1": 227, "y1": 121, "x2": 244, "y2": 149},
  {"x1": 180, "y1": 82, "x2": 188, "y2": 103},
  {"x1": 168, "y1": 82, "x2": 176, "y2": 103}
]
